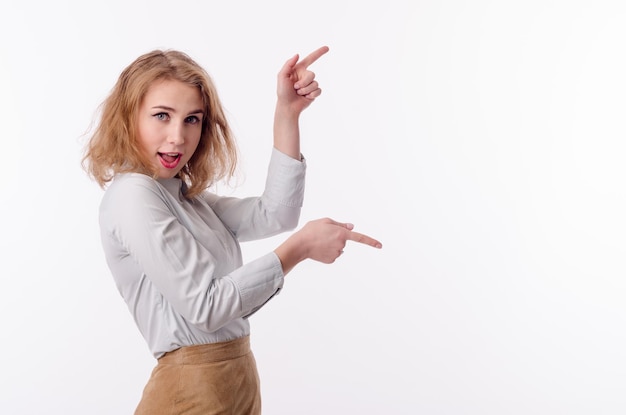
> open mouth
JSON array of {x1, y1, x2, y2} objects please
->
[{"x1": 158, "y1": 152, "x2": 182, "y2": 169}]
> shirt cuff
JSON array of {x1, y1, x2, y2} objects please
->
[
  {"x1": 229, "y1": 252, "x2": 285, "y2": 316},
  {"x1": 264, "y1": 148, "x2": 307, "y2": 208}
]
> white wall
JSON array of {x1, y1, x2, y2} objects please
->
[{"x1": 1, "y1": 1, "x2": 625, "y2": 414}]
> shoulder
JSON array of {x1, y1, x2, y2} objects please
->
[
  {"x1": 100, "y1": 173, "x2": 167, "y2": 216},
  {"x1": 197, "y1": 189, "x2": 219, "y2": 205},
  {"x1": 99, "y1": 174, "x2": 182, "y2": 237},
  {"x1": 102, "y1": 173, "x2": 161, "y2": 201},
  {"x1": 108, "y1": 172, "x2": 160, "y2": 191}
]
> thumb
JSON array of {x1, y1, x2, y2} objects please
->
[
  {"x1": 325, "y1": 218, "x2": 354, "y2": 230},
  {"x1": 278, "y1": 53, "x2": 299, "y2": 78}
]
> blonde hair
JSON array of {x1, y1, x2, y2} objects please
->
[{"x1": 82, "y1": 49, "x2": 238, "y2": 198}]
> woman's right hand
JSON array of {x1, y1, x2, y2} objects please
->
[{"x1": 274, "y1": 218, "x2": 382, "y2": 274}]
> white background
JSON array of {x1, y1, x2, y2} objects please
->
[{"x1": 1, "y1": 1, "x2": 625, "y2": 414}]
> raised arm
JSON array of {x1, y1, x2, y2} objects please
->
[{"x1": 273, "y1": 46, "x2": 329, "y2": 159}]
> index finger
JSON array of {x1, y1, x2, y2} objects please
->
[
  {"x1": 297, "y1": 46, "x2": 330, "y2": 68},
  {"x1": 348, "y1": 231, "x2": 383, "y2": 249}
]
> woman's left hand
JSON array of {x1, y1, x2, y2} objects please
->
[{"x1": 276, "y1": 46, "x2": 329, "y2": 114}]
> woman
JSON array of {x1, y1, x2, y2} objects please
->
[{"x1": 82, "y1": 46, "x2": 381, "y2": 414}]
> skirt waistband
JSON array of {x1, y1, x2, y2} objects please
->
[{"x1": 158, "y1": 336, "x2": 251, "y2": 365}]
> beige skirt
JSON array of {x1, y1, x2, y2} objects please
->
[{"x1": 134, "y1": 336, "x2": 261, "y2": 415}]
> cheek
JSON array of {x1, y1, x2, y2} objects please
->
[
  {"x1": 135, "y1": 137, "x2": 150, "y2": 157},
  {"x1": 184, "y1": 136, "x2": 202, "y2": 164},
  {"x1": 189, "y1": 131, "x2": 202, "y2": 152},
  {"x1": 136, "y1": 124, "x2": 159, "y2": 152}
]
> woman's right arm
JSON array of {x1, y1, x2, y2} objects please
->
[
  {"x1": 274, "y1": 218, "x2": 382, "y2": 275},
  {"x1": 99, "y1": 175, "x2": 284, "y2": 333}
]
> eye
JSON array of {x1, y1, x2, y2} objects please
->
[
  {"x1": 153, "y1": 112, "x2": 169, "y2": 121},
  {"x1": 185, "y1": 115, "x2": 201, "y2": 124}
]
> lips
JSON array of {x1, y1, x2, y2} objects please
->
[{"x1": 158, "y1": 152, "x2": 182, "y2": 169}]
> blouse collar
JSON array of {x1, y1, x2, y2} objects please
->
[{"x1": 157, "y1": 177, "x2": 187, "y2": 201}]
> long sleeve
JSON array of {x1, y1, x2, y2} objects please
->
[
  {"x1": 97, "y1": 148, "x2": 306, "y2": 358},
  {"x1": 99, "y1": 175, "x2": 279, "y2": 328},
  {"x1": 201, "y1": 147, "x2": 306, "y2": 241}
]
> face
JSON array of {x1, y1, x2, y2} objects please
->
[{"x1": 136, "y1": 79, "x2": 204, "y2": 179}]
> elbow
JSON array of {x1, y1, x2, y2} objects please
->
[
  {"x1": 260, "y1": 194, "x2": 302, "y2": 231},
  {"x1": 179, "y1": 281, "x2": 242, "y2": 333},
  {"x1": 238, "y1": 202, "x2": 301, "y2": 241},
  {"x1": 190, "y1": 316, "x2": 230, "y2": 334},
  {"x1": 278, "y1": 208, "x2": 300, "y2": 231},
  {"x1": 182, "y1": 305, "x2": 230, "y2": 334}
]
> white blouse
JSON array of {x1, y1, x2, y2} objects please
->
[{"x1": 98, "y1": 148, "x2": 306, "y2": 358}]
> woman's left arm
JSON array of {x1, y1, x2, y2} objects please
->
[
  {"x1": 273, "y1": 46, "x2": 329, "y2": 159},
  {"x1": 201, "y1": 47, "x2": 328, "y2": 239},
  {"x1": 201, "y1": 148, "x2": 306, "y2": 241}
]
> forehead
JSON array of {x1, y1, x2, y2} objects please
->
[{"x1": 142, "y1": 79, "x2": 203, "y2": 108}]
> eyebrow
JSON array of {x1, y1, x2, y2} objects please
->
[{"x1": 151, "y1": 105, "x2": 204, "y2": 115}]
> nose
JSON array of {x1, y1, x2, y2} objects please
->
[{"x1": 168, "y1": 123, "x2": 185, "y2": 145}]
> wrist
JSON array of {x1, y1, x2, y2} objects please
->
[
  {"x1": 274, "y1": 102, "x2": 301, "y2": 120},
  {"x1": 274, "y1": 233, "x2": 308, "y2": 275}
]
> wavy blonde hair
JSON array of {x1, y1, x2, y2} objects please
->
[{"x1": 82, "y1": 49, "x2": 238, "y2": 198}]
